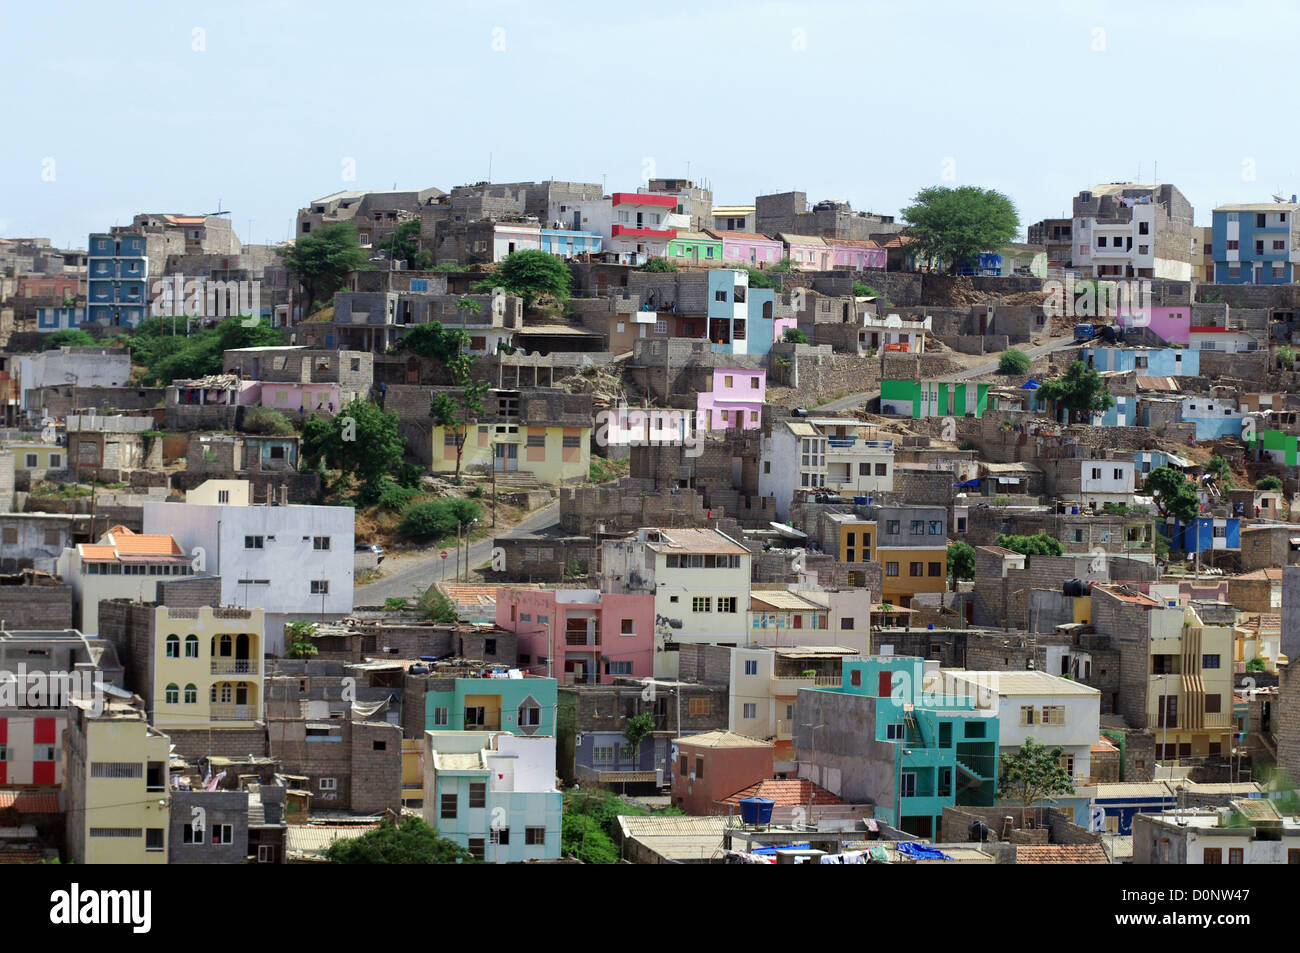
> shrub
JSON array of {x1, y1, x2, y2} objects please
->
[
  {"x1": 998, "y1": 349, "x2": 1032, "y2": 375},
  {"x1": 398, "y1": 498, "x2": 482, "y2": 541},
  {"x1": 384, "y1": 597, "x2": 408, "y2": 611},
  {"x1": 241, "y1": 406, "x2": 297, "y2": 435},
  {"x1": 782, "y1": 327, "x2": 809, "y2": 344},
  {"x1": 1257, "y1": 475, "x2": 1283, "y2": 491}
]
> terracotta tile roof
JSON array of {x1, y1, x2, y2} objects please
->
[
  {"x1": 1234, "y1": 569, "x2": 1283, "y2": 581},
  {"x1": 1014, "y1": 844, "x2": 1109, "y2": 864},
  {"x1": 106, "y1": 532, "x2": 183, "y2": 556},
  {"x1": 1095, "y1": 584, "x2": 1161, "y2": 607},
  {"x1": 829, "y1": 238, "x2": 883, "y2": 249},
  {"x1": 719, "y1": 778, "x2": 846, "y2": 807},
  {"x1": 0, "y1": 790, "x2": 60, "y2": 813},
  {"x1": 703, "y1": 229, "x2": 779, "y2": 243},
  {"x1": 0, "y1": 850, "x2": 43, "y2": 864}
]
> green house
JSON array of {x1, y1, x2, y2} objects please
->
[
  {"x1": 425, "y1": 676, "x2": 558, "y2": 736},
  {"x1": 667, "y1": 231, "x2": 723, "y2": 264},
  {"x1": 880, "y1": 380, "x2": 989, "y2": 419}
]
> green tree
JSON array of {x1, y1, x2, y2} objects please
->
[
  {"x1": 45, "y1": 328, "x2": 96, "y2": 349},
  {"x1": 1257, "y1": 475, "x2": 1283, "y2": 491},
  {"x1": 782, "y1": 327, "x2": 809, "y2": 344},
  {"x1": 300, "y1": 397, "x2": 405, "y2": 493},
  {"x1": 472, "y1": 249, "x2": 571, "y2": 309},
  {"x1": 1144, "y1": 466, "x2": 1201, "y2": 524},
  {"x1": 397, "y1": 321, "x2": 472, "y2": 367},
  {"x1": 561, "y1": 811, "x2": 619, "y2": 864},
  {"x1": 327, "y1": 816, "x2": 475, "y2": 864},
  {"x1": 623, "y1": 712, "x2": 656, "y2": 760},
  {"x1": 900, "y1": 185, "x2": 1019, "y2": 274},
  {"x1": 1246, "y1": 657, "x2": 1267, "y2": 673},
  {"x1": 767, "y1": 256, "x2": 794, "y2": 274},
  {"x1": 641, "y1": 257, "x2": 677, "y2": 272},
  {"x1": 430, "y1": 371, "x2": 489, "y2": 481},
  {"x1": 746, "y1": 268, "x2": 779, "y2": 290},
  {"x1": 999, "y1": 737, "x2": 1075, "y2": 826},
  {"x1": 284, "y1": 222, "x2": 367, "y2": 315},
  {"x1": 947, "y1": 541, "x2": 976, "y2": 581},
  {"x1": 284, "y1": 620, "x2": 318, "y2": 660},
  {"x1": 998, "y1": 349, "x2": 1031, "y2": 376},
  {"x1": 1036, "y1": 360, "x2": 1114, "y2": 421},
  {"x1": 414, "y1": 587, "x2": 459, "y2": 624},
  {"x1": 376, "y1": 219, "x2": 422, "y2": 269},
  {"x1": 995, "y1": 533, "x2": 1064, "y2": 558},
  {"x1": 398, "y1": 499, "x2": 482, "y2": 541}
]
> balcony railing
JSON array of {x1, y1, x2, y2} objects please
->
[
  {"x1": 775, "y1": 719, "x2": 793, "y2": 741},
  {"x1": 827, "y1": 437, "x2": 858, "y2": 449},
  {"x1": 211, "y1": 659, "x2": 259, "y2": 675},
  {"x1": 211, "y1": 704, "x2": 257, "y2": 722}
]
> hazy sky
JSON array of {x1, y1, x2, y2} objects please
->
[{"x1": 4, "y1": 0, "x2": 1298, "y2": 249}]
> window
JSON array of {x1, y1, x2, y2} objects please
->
[
  {"x1": 244, "y1": 536, "x2": 264, "y2": 549},
  {"x1": 717, "y1": 597, "x2": 737, "y2": 613},
  {"x1": 840, "y1": 617, "x2": 855, "y2": 630},
  {"x1": 886, "y1": 520, "x2": 900, "y2": 534},
  {"x1": 146, "y1": 828, "x2": 165, "y2": 852},
  {"x1": 875, "y1": 463, "x2": 887, "y2": 476},
  {"x1": 211, "y1": 824, "x2": 233, "y2": 846},
  {"x1": 928, "y1": 521, "x2": 943, "y2": 535},
  {"x1": 1021, "y1": 706, "x2": 1035, "y2": 726},
  {"x1": 695, "y1": 757, "x2": 705, "y2": 779},
  {"x1": 433, "y1": 706, "x2": 449, "y2": 727},
  {"x1": 165, "y1": 635, "x2": 180, "y2": 658},
  {"x1": 440, "y1": 793, "x2": 458, "y2": 819},
  {"x1": 744, "y1": 660, "x2": 758, "y2": 676},
  {"x1": 526, "y1": 434, "x2": 546, "y2": 448},
  {"x1": 526, "y1": 827, "x2": 546, "y2": 845},
  {"x1": 1228, "y1": 848, "x2": 1244, "y2": 865},
  {"x1": 91, "y1": 762, "x2": 143, "y2": 778},
  {"x1": 1041, "y1": 706, "x2": 1065, "y2": 725},
  {"x1": 184, "y1": 635, "x2": 199, "y2": 658},
  {"x1": 562, "y1": 435, "x2": 581, "y2": 449},
  {"x1": 311, "y1": 580, "x2": 329, "y2": 595},
  {"x1": 519, "y1": 704, "x2": 541, "y2": 727},
  {"x1": 692, "y1": 596, "x2": 712, "y2": 613},
  {"x1": 183, "y1": 824, "x2": 201, "y2": 844},
  {"x1": 24, "y1": 453, "x2": 37, "y2": 468},
  {"x1": 688, "y1": 698, "x2": 710, "y2": 716},
  {"x1": 318, "y1": 777, "x2": 336, "y2": 791},
  {"x1": 593, "y1": 745, "x2": 614, "y2": 765},
  {"x1": 742, "y1": 703, "x2": 757, "y2": 719},
  {"x1": 184, "y1": 684, "x2": 197, "y2": 704},
  {"x1": 1205, "y1": 694, "x2": 1222, "y2": 714},
  {"x1": 490, "y1": 827, "x2": 510, "y2": 846},
  {"x1": 886, "y1": 723, "x2": 904, "y2": 740},
  {"x1": 909, "y1": 562, "x2": 923, "y2": 577},
  {"x1": 928, "y1": 562, "x2": 942, "y2": 577},
  {"x1": 910, "y1": 520, "x2": 925, "y2": 535},
  {"x1": 165, "y1": 683, "x2": 179, "y2": 705},
  {"x1": 1202, "y1": 654, "x2": 1221, "y2": 669},
  {"x1": 621, "y1": 619, "x2": 635, "y2": 636},
  {"x1": 469, "y1": 782, "x2": 486, "y2": 808},
  {"x1": 313, "y1": 536, "x2": 330, "y2": 550},
  {"x1": 886, "y1": 562, "x2": 899, "y2": 577},
  {"x1": 468, "y1": 838, "x2": 485, "y2": 861}
]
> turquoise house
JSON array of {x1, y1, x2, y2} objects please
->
[
  {"x1": 425, "y1": 676, "x2": 558, "y2": 736},
  {"x1": 801, "y1": 656, "x2": 999, "y2": 838}
]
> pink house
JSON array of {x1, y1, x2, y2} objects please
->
[
  {"x1": 1117, "y1": 304, "x2": 1191, "y2": 346},
  {"x1": 830, "y1": 239, "x2": 886, "y2": 271},
  {"x1": 496, "y1": 587, "x2": 654, "y2": 685},
  {"x1": 778, "y1": 233, "x2": 831, "y2": 271},
  {"x1": 706, "y1": 229, "x2": 784, "y2": 266},
  {"x1": 260, "y1": 381, "x2": 342, "y2": 416},
  {"x1": 697, "y1": 368, "x2": 766, "y2": 431}
]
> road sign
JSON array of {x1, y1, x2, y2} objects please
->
[{"x1": 440, "y1": 551, "x2": 448, "y2": 559}]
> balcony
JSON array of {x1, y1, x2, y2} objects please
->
[
  {"x1": 611, "y1": 225, "x2": 675, "y2": 240},
  {"x1": 771, "y1": 675, "x2": 841, "y2": 694},
  {"x1": 211, "y1": 659, "x2": 259, "y2": 676},
  {"x1": 775, "y1": 719, "x2": 793, "y2": 741},
  {"x1": 211, "y1": 704, "x2": 258, "y2": 722},
  {"x1": 827, "y1": 436, "x2": 858, "y2": 449}
]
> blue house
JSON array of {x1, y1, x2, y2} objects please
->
[
  {"x1": 1095, "y1": 392, "x2": 1139, "y2": 427},
  {"x1": 1212, "y1": 203, "x2": 1300, "y2": 284},
  {"x1": 1133, "y1": 450, "x2": 1192, "y2": 478},
  {"x1": 35, "y1": 307, "x2": 85, "y2": 332},
  {"x1": 87, "y1": 233, "x2": 149, "y2": 327},
  {"x1": 1091, "y1": 782, "x2": 1176, "y2": 835},
  {"x1": 1180, "y1": 396, "x2": 1245, "y2": 440},
  {"x1": 1160, "y1": 517, "x2": 1240, "y2": 554},
  {"x1": 707, "y1": 269, "x2": 779, "y2": 357},
  {"x1": 540, "y1": 228, "x2": 602, "y2": 257},
  {"x1": 1082, "y1": 347, "x2": 1198, "y2": 377}
]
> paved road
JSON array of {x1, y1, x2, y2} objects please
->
[
  {"x1": 816, "y1": 334, "x2": 1081, "y2": 413},
  {"x1": 355, "y1": 501, "x2": 559, "y2": 605}
]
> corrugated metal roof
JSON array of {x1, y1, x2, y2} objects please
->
[
  {"x1": 618, "y1": 815, "x2": 728, "y2": 837},
  {"x1": 948, "y1": 671, "x2": 1101, "y2": 696},
  {"x1": 749, "y1": 591, "x2": 822, "y2": 611},
  {"x1": 286, "y1": 824, "x2": 380, "y2": 853},
  {"x1": 1093, "y1": 782, "x2": 1174, "y2": 799}
]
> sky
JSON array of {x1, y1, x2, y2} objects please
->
[{"x1": 3, "y1": 0, "x2": 1299, "y2": 249}]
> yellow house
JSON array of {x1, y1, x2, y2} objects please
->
[
  {"x1": 64, "y1": 696, "x2": 171, "y2": 864},
  {"x1": 829, "y1": 511, "x2": 948, "y2": 606},
  {"x1": 432, "y1": 422, "x2": 590, "y2": 484},
  {"x1": 4, "y1": 442, "x2": 65, "y2": 471},
  {"x1": 1148, "y1": 606, "x2": 1235, "y2": 760},
  {"x1": 152, "y1": 604, "x2": 263, "y2": 729}
]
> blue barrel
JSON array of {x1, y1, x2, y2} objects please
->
[{"x1": 739, "y1": 797, "x2": 775, "y2": 825}]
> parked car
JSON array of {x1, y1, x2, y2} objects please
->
[{"x1": 356, "y1": 543, "x2": 385, "y2": 564}]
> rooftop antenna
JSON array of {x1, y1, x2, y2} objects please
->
[{"x1": 488, "y1": 153, "x2": 492, "y2": 182}]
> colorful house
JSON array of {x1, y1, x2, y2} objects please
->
[
  {"x1": 424, "y1": 675, "x2": 558, "y2": 737},
  {"x1": 667, "y1": 231, "x2": 722, "y2": 265},
  {"x1": 1117, "y1": 304, "x2": 1192, "y2": 346},
  {"x1": 423, "y1": 731, "x2": 561, "y2": 863},
  {"x1": 87, "y1": 232, "x2": 148, "y2": 328},
  {"x1": 880, "y1": 379, "x2": 989, "y2": 419},
  {"x1": 1180, "y1": 396, "x2": 1245, "y2": 440},
  {"x1": 1160, "y1": 517, "x2": 1241, "y2": 554},
  {"x1": 607, "y1": 192, "x2": 679, "y2": 263},
  {"x1": 778, "y1": 233, "x2": 832, "y2": 271},
  {"x1": 495, "y1": 587, "x2": 654, "y2": 684},
  {"x1": 1249, "y1": 429, "x2": 1300, "y2": 466},
  {"x1": 35, "y1": 308, "x2": 85, "y2": 332},
  {"x1": 706, "y1": 269, "x2": 789, "y2": 357},
  {"x1": 696, "y1": 368, "x2": 765, "y2": 431},
  {"x1": 1211, "y1": 203, "x2": 1300, "y2": 284},
  {"x1": 1083, "y1": 346, "x2": 1199, "y2": 376},
  {"x1": 708, "y1": 230, "x2": 784, "y2": 267},
  {"x1": 1189, "y1": 325, "x2": 1260, "y2": 354},
  {"x1": 800, "y1": 656, "x2": 999, "y2": 837},
  {"x1": 829, "y1": 239, "x2": 886, "y2": 271},
  {"x1": 671, "y1": 729, "x2": 774, "y2": 816},
  {"x1": 4, "y1": 443, "x2": 66, "y2": 471},
  {"x1": 151, "y1": 605, "x2": 264, "y2": 730}
]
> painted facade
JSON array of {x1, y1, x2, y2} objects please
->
[
  {"x1": 696, "y1": 368, "x2": 765, "y2": 431},
  {"x1": 424, "y1": 676, "x2": 558, "y2": 736},
  {"x1": 495, "y1": 588, "x2": 654, "y2": 684},
  {"x1": 880, "y1": 380, "x2": 989, "y2": 419},
  {"x1": 1211, "y1": 203, "x2": 1300, "y2": 284}
]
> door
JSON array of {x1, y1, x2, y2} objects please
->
[{"x1": 495, "y1": 442, "x2": 518, "y2": 472}]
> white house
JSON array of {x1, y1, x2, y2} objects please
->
[
  {"x1": 17, "y1": 348, "x2": 132, "y2": 424},
  {"x1": 1076, "y1": 458, "x2": 1138, "y2": 507},
  {"x1": 940, "y1": 669, "x2": 1101, "y2": 784},
  {"x1": 601, "y1": 527, "x2": 751, "y2": 678},
  {"x1": 758, "y1": 418, "x2": 894, "y2": 520},
  {"x1": 55, "y1": 526, "x2": 195, "y2": 636},
  {"x1": 142, "y1": 499, "x2": 354, "y2": 654}
]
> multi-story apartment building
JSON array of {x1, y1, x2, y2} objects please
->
[
  {"x1": 1071, "y1": 183, "x2": 1198, "y2": 280},
  {"x1": 142, "y1": 500, "x2": 354, "y2": 654},
  {"x1": 86, "y1": 232, "x2": 148, "y2": 328},
  {"x1": 424, "y1": 730, "x2": 561, "y2": 863},
  {"x1": 797, "y1": 656, "x2": 1000, "y2": 838},
  {"x1": 601, "y1": 527, "x2": 752, "y2": 679},
  {"x1": 495, "y1": 587, "x2": 654, "y2": 684},
  {"x1": 1027, "y1": 217, "x2": 1074, "y2": 268},
  {"x1": 63, "y1": 695, "x2": 171, "y2": 864},
  {"x1": 825, "y1": 506, "x2": 948, "y2": 607},
  {"x1": 1211, "y1": 202, "x2": 1300, "y2": 284},
  {"x1": 759, "y1": 418, "x2": 894, "y2": 519},
  {"x1": 424, "y1": 675, "x2": 558, "y2": 737}
]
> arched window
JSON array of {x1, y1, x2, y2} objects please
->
[
  {"x1": 165, "y1": 683, "x2": 179, "y2": 704},
  {"x1": 209, "y1": 684, "x2": 217, "y2": 703},
  {"x1": 164, "y1": 635, "x2": 180, "y2": 658},
  {"x1": 184, "y1": 635, "x2": 199, "y2": 659},
  {"x1": 184, "y1": 684, "x2": 197, "y2": 704},
  {"x1": 219, "y1": 635, "x2": 233, "y2": 658},
  {"x1": 220, "y1": 684, "x2": 233, "y2": 704}
]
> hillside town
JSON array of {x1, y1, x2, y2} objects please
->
[{"x1": 2, "y1": 173, "x2": 1299, "y2": 875}]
